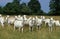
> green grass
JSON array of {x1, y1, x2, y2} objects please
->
[{"x1": 0, "y1": 16, "x2": 60, "y2": 39}]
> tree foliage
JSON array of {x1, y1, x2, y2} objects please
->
[
  {"x1": 0, "y1": 6, "x2": 3, "y2": 14},
  {"x1": 0, "y1": 0, "x2": 45, "y2": 15},
  {"x1": 2, "y1": 0, "x2": 21, "y2": 15},
  {"x1": 20, "y1": 3, "x2": 32, "y2": 15},
  {"x1": 49, "y1": 0, "x2": 60, "y2": 15},
  {"x1": 28, "y1": 0, "x2": 42, "y2": 14}
]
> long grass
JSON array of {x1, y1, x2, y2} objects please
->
[{"x1": 0, "y1": 16, "x2": 60, "y2": 39}]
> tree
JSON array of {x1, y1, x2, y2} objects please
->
[
  {"x1": 0, "y1": 6, "x2": 4, "y2": 14},
  {"x1": 28, "y1": 0, "x2": 42, "y2": 15},
  {"x1": 20, "y1": 3, "x2": 32, "y2": 15},
  {"x1": 49, "y1": 0, "x2": 60, "y2": 15},
  {"x1": 3, "y1": 0, "x2": 21, "y2": 15},
  {"x1": 0, "y1": 6, "x2": 2, "y2": 14}
]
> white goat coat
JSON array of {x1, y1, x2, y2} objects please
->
[
  {"x1": 36, "y1": 18, "x2": 42, "y2": 26},
  {"x1": 54, "y1": 20, "x2": 60, "y2": 26},
  {"x1": 29, "y1": 17, "x2": 35, "y2": 27},
  {"x1": 45, "y1": 19, "x2": 50, "y2": 24},
  {"x1": 23, "y1": 15, "x2": 28, "y2": 25},
  {"x1": 8, "y1": 18, "x2": 15, "y2": 24},
  {"x1": 0, "y1": 16, "x2": 4, "y2": 26},
  {"x1": 48, "y1": 20, "x2": 53, "y2": 27},
  {"x1": 14, "y1": 17, "x2": 24, "y2": 27}
]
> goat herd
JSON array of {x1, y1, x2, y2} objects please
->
[{"x1": 0, "y1": 14, "x2": 60, "y2": 32}]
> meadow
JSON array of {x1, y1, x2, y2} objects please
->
[{"x1": 0, "y1": 16, "x2": 60, "y2": 39}]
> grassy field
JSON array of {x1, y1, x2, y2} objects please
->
[{"x1": 0, "y1": 16, "x2": 60, "y2": 39}]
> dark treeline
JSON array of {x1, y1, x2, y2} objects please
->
[
  {"x1": 49, "y1": 0, "x2": 60, "y2": 16},
  {"x1": 0, "y1": 0, "x2": 60, "y2": 15}
]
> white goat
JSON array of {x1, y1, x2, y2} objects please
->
[
  {"x1": 44, "y1": 18, "x2": 50, "y2": 26},
  {"x1": 48, "y1": 18, "x2": 54, "y2": 32},
  {"x1": 40, "y1": 16, "x2": 45, "y2": 22},
  {"x1": 23, "y1": 15, "x2": 28, "y2": 25},
  {"x1": 28, "y1": 17, "x2": 36, "y2": 31},
  {"x1": 6, "y1": 15, "x2": 15, "y2": 26},
  {"x1": 0, "y1": 15, "x2": 4, "y2": 28},
  {"x1": 14, "y1": 16, "x2": 24, "y2": 32},
  {"x1": 35, "y1": 16, "x2": 42, "y2": 30},
  {"x1": 54, "y1": 20, "x2": 60, "y2": 26}
]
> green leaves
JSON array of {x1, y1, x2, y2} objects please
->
[
  {"x1": 20, "y1": 3, "x2": 32, "y2": 15},
  {"x1": 28, "y1": 0, "x2": 41, "y2": 13},
  {"x1": 0, "y1": 0, "x2": 45, "y2": 15},
  {"x1": 2, "y1": 0, "x2": 21, "y2": 15},
  {"x1": 0, "y1": 7, "x2": 3, "y2": 14},
  {"x1": 49, "y1": 0, "x2": 60, "y2": 15}
]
